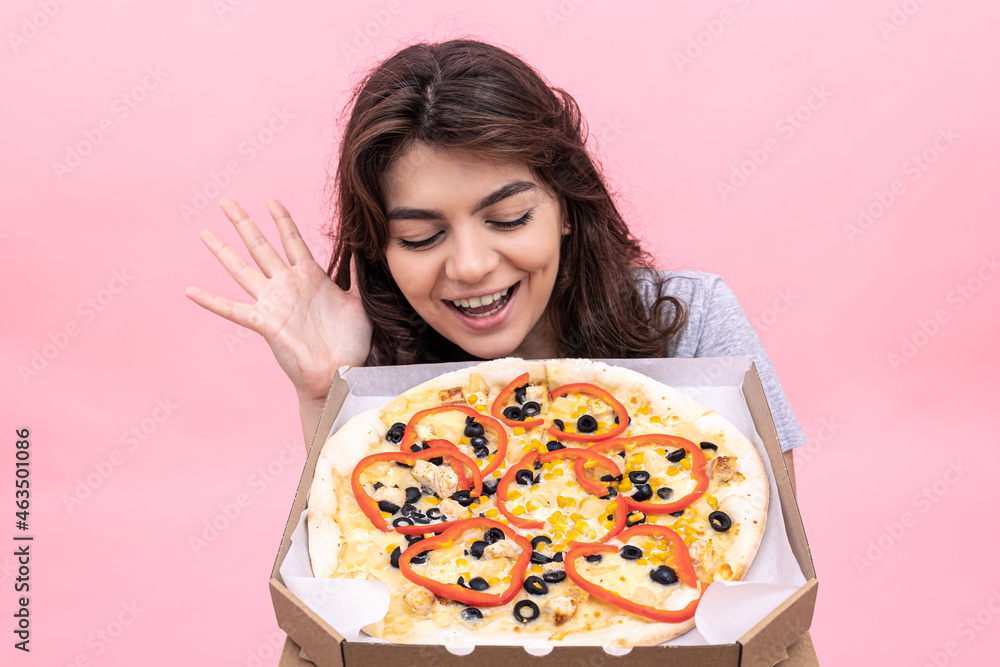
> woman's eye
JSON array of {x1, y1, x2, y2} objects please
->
[
  {"x1": 489, "y1": 210, "x2": 533, "y2": 229},
  {"x1": 397, "y1": 230, "x2": 444, "y2": 250}
]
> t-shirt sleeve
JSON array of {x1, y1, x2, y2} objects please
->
[{"x1": 694, "y1": 277, "x2": 806, "y2": 453}]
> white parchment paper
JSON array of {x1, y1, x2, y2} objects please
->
[{"x1": 279, "y1": 357, "x2": 807, "y2": 650}]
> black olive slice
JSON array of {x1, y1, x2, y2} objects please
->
[
  {"x1": 576, "y1": 414, "x2": 598, "y2": 433},
  {"x1": 531, "y1": 535, "x2": 553, "y2": 550},
  {"x1": 602, "y1": 487, "x2": 619, "y2": 499},
  {"x1": 483, "y1": 527, "x2": 505, "y2": 544},
  {"x1": 545, "y1": 440, "x2": 566, "y2": 451},
  {"x1": 521, "y1": 401, "x2": 541, "y2": 417},
  {"x1": 425, "y1": 507, "x2": 443, "y2": 520},
  {"x1": 470, "y1": 435, "x2": 490, "y2": 458},
  {"x1": 542, "y1": 569, "x2": 566, "y2": 583},
  {"x1": 385, "y1": 422, "x2": 406, "y2": 443},
  {"x1": 428, "y1": 456, "x2": 444, "y2": 466},
  {"x1": 389, "y1": 546, "x2": 401, "y2": 568},
  {"x1": 461, "y1": 607, "x2": 483, "y2": 621},
  {"x1": 619, "y1": 545, "x2": 643, "y2": 560},
  {"x1": 450, "y1": 490, "x2": 475, "y2": 507},
  {"x1": 469, "y1": 540, "x2": 487, "y2": 558},
  {"x1": 631, "y1": 483, "x2": 653, "y2": 502},
  {"x1": 613, "y1": 415, "x2": 632, "y2": 425},
  {"x1": 656, "y1": 487, "x2": 674, "y2": 500},
  {"x1": 373, "y1": 481, "x2": 384, "y2": 490},
  {"x1": 409, "y1": 443, "x2": 423, "y2": 453},
  {"x1": 410, "y1": 512, "x2": 431, "y2": 525},
  {"x1": 522, "y1": 576, "x2": 549, "y2": 596},
  {"x1": 514, "y1": 383, "x2": 529, "y2": 404},
  {"x1": 709, "y1": 511, "x2": 733, "y2": 532},
  {"x1": 482, "y1": 479, "x2": 499, "y2": 496},
  {"x1": 585, "y1": 554, "x2": 603, "y2": 563},
  {"x1": 400, "y1": 503, "x2": 418, "y2": 516},
  {"x1": 669, "y1": 510, "x2": 685, "y2": 518},
  {"x1": 515, "y1": 469, "x2": 535, "y2": 486},
  {"x1": 456, "y1": 576, "x2": 467, "y2": 588},
  {"x1": 553, "y1": 551, "x2": 564, "y2": 562},
  {"x1": 699, "y1": 441, "x2": 719, "y2": 451},
  {"x1": 626, "y1": 512, "x2": 646, "y2": 527},
  {"x1": 531, "y1": 551, "x2": 552, "y2": 565},
  {"x1": 464, "y1": 421, "x2": 485, "y2": 438},
  {"x1": 409, "y1": 551, "x2": 429, "y2": 565},
  {"x1": 404, "y1": 534, "x2": 425, "y2": 545},
  {"x1": 503, "y1": 406, "x2": 524, "y2": 422},
  {"x1": 392, "y1": 517, "x2": 414, "y2": 528},
  {"x1": 650, "y1": 565, "x2": 678, "y2": 585},
  {"x1": 404, "y1": 487, "x2": 421, "y2": 503},
  {"x1": 377, "y1": 500, "x2": 400, "y2": 515},
  {"x1": 552, "y1": 419, "x2": 565, "y2": 431},
  {"x1": 628, "y1": 470, "x2": 650, "y2": 485},
  {"x1": 468, "y1": 576, "x2": 490, "y2": 591},
  {"x1": 666, "y1": 448, "x2": 686, "y2": 463},
  {"x1": 513, "y1": 600, "x2": 540, "y2": 623}
]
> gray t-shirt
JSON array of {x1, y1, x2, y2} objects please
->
[{"x1": 636, "y1": 270, "x2": 805, "y2": 453}]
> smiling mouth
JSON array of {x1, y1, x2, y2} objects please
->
[{"x1": 447, "y1": 284, "x2": 516, "y2": 318}]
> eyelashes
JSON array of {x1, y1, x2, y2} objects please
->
[{"x1": 395, "y1": 210, "x2": 534, "y2": 250}]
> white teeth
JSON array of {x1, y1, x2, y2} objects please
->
[{"x1": 451, "y1": 288, "x2": 509, "y2": 310}]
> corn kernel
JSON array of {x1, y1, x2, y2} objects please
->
[
  {"x1": 508, "y1": 490, "x2": 522, "y2": 500},
  {"x1": 704, "y1": 494, "x2": 718, "y2": 511},
  {"x1": 526, "y1": 500, "x2": 540, "y2": 511},
  {"x1": 684, "y1": 526, "x2": 698, "y2": 537},
  {"x1": 479, "y1": 495, "x2": 488, "y2": 504},
  {"x1": 461, "y1": 571, "x2": 471, "y2": 580},
  {"x1": 637, "y1": 405, "x2": 650, "y2": 415},
  {"x1": 574, "y1": 521, "x2": 588, "y2": 533},
  {"x1": 626, "y1": 453, "x2": 643, "y2": 467},
  {"x1": 503, "y1": 576, "x2": 512, "y2": 584},
  {"x1": 602, "y1": 520, "x2": 614, "y2": 529},
  {"x1": 619, "y1": 479, "x2": 633, "y2": 493},
  {"x1": 586, "y1": 528, "x2": 597, "y2": 539},
  {"x1": 646, "y1": 516, "x2": 658, "y2": 524},
  {"x1": 552, "y1": 542, "x2": 566, "y2": 552},
  {"x1": 459, "y1": 436, "x2": 470, "y2": 445},
  {"x1": 512, "y1": 506, "x2": 526, "y2": 516},
  {"x1": 667, "y1": 467, "x2": 679, "y2": 477},
  {"x1": 485, "y1": 508, "x2": 499, "y2": 518},
  {"x1": 649, "y1": 415, "x2": 662, "y2": 424},
  {"x1": 513, "y1": 427, "x2": 525, "y2": 436},
  {"x1": 718, "y1": 564, "x2": 734, "y2": 580},
  {"x1": 552, "y1": 468, "x2": 565, "y2": 477},
  {"x1": 530, "y1": 564, "x2": 543, "y2": 574},
  {"x1": 456, "y1": 558, "x2": 469, "y2": 567},
  {"x1": 566, "y1": 530, "x2": 581, "y2": 541},
  {"x1": 475, "y1": 404, "x2": 487, "y2": 412},
  {"x1": 543, "y1": 473, "x2": 554, "y2": 481},
  {"x1": 469, "y1": 503, "x2": 480, "y2": 511},
  {"x1": 637, "y1": 558, "x2": 648, "y2": 566},
  {"x1": 467, "y1": 393, "x2": 479, "y2": 403},
  {"x1": 380, "y1": 512, "x2": 392, "y2": 519},
  {"x1": 681, "y1": 458, "x2": 692, "y2": 471},
  {"x1": 488, "y1": 576, "x2": 501, "y2": 587}
]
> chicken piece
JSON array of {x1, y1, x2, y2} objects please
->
[
  {"x1": 543, "y1": 595, "x2": 578, "y2": 625},
  {"x1": 587, "y1": 397, "x2": 615, "y2": 421},
  {"x1": 438, "y1": 498, "x2": 468, "y2": 521},
  {"x1": 709, "y1": 456, "x2": 739, "y2": 485},
  {"x1": 438, "y1": 386, "x2": 467, "y2": 405},
  {"x1": 482, "y1": 539, "x2": 523, "y2": 559},
  {"x1": 402, "y1": 585, "x2": 435, "y2": 615},
  {"x1": 525, "y1": 384, "x2": 549, "y2": 410},
  {"x1": 411, "y1": 459, "x2": 458, "y2": 498},
  {"x1": 564, "y1": 581, "x2": 589, "y2": 605},
  {"x1": 415, "y1": 423, "x2": 436, "y2": 442},
  {"x1": 688, "y1": 538, "x2": 720, "y2": 577},
  {"x1": 371, "y1": 486, "x2": 406, "y2": 506}
]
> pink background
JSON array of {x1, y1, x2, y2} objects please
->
[{"x1": 4, "y1": 1, "x2": 999, "y2": 665}]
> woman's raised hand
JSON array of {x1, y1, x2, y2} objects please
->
[{"x1": 185, "y1": 199, "x2": 373, "y2": 404}]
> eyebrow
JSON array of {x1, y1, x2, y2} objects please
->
[{"x1": 386, "y1": 181, "x2": 538, "y2": 221}]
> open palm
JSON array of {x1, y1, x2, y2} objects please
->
[{"x1": 186, "y1": 199, "x2": 373, "y2": 403}]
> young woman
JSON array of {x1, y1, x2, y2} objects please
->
[{"x1": 185, "y1": 39, "x2": 804, "y2": 488}]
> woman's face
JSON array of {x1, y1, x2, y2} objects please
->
[{"x1": 382, "y1": 142, "x2": 567, "y2": 360}]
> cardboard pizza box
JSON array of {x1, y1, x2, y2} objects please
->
[{"x1": 269, "y1": 360, "x2": 819, "y2": 667}]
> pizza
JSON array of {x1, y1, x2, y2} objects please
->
[{"x1": 307, "y1": 358, "x2": 769, "y2": 647}]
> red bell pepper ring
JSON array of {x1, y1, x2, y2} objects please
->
[
  {"x1": 495, "y1": 449, "x2": 627, "y2": 542},
  {"x1": 350, "y1": 447, "x2": 483, "y2": 533},
  {"x1": 399, "y1": 405, "x2": 509, "y2": 478},
  {"x1": 581, "y1": 434, "x2": 709, "y2": 515},
  {"x1": 564, "y1": 524, "x2": 705, "y2": 623},
  {"x1": 398, "y1": 518, "x2": 533, "y2": 607},
  {"x1": 546, "y1": 382, "x2": 629, "y2": 443},
  {"x1": 490, "y1": 372, "x2": 545, "y2": 428}
]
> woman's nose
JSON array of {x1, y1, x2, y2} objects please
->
[{"x1": 444, "y1": 225, "x2": 500, "y2": 284}]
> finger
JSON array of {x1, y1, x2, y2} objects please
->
[
  {"x1": 184, "y1": 285, "x2": 262, "y2": 332},
  {"x1": 219, "y1": 199, "x2": 287, "y2": 277},
  {"x1": 199, "y1": 228, "x2": 266, "y2": 298},
  {"x1": 266, "y1": 198, "x2": 316, "y2": 266},
  {"x1": 348, "y1": 251, "x2": 361, "y2": 296}
]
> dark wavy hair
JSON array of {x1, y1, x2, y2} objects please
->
[{"x1": 325, "y1": 39, "x2": 687, "y2": 364}]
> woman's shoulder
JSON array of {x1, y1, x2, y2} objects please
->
[{"x1": 634, "y1": 267, "x2": 726, "y2": 307}]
